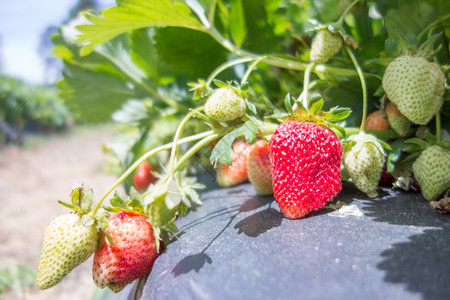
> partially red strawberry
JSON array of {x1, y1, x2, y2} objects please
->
[
  {"x1": 378, "y1": 164, "x2": 395, "y2": 187},
  {"x1": 364, "y1": 110, "x2": 390, "y2": 131},
  {"x1": 269, "y1": 121, "x2": 343, "y2": 219},
  {"x1": 247, "y1": 139, "x2": 273, "y2": 195},
  {"x1": 133, "y1": 161, "x2": 157, "y2": 192},
  {"x1": 216, "y1": 140, "x2": 250, "y2": 187},
  {"x1": 92, "y1": 211, "x2": 160, "y2": 292}
]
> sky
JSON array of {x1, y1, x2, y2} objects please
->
[{"x1": 0, "y1": 0, "x2": 115, "y2": 85}]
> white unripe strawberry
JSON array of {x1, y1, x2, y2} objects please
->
[
  {"x1": 205, "y1": 88, "x2": 247, "y2": 121},
  {"x1": 343, "y1": 133, "x2": 386, "y2": 198},
  {"x1": 413, "y1": 145, "x2": 450, "y2": 201},
  {"x1": 382, "y1": 55, "x2": 445, "y2": 125},
  {"x1": 36, "y1": 213, "x2": 98, "y2": 289},
  {"x1": 310, "y1": 29, "x2": 343, "y2": 63}
]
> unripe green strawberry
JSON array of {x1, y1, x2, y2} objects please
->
[
  {"x1": 310, "y1": 29, "x2": 343, "y2": 63},
  {"x1": 382, "y1": 55, "x2": 445, "y2": 125},
  {"x1": 412, "y1": 145, "x2": 450, "y2": 201},
  {"x1": 92, "y1": 211, "x2": 159, "y2": 292},
  {"x1": 36, "y1": 213, "x2": 98, "y2": 289},
  {"x1": 247, "y1": 140, "x2": 273, "y2": 196},
  {"x1": 385, "y1": 102, "x2": 412, "y2": 137},
  {"x1": 270, "y1": 122, "x2": 342, "y2": 219},
  {"x1": 343, "y1": 133, "x2": 386, "y2": 198},
  {"x1": 205, "y1": 88, "x2": 247, "y2": 121},
  {"x1": 216, "y1": 140, "x2": 250, "y2": 187}
]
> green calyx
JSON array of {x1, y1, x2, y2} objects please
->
[
  {"x1": 344, "y1": 132, "x2": 391, "y2": 155},
  {"x1": 58, "y1": 184, "x2": 97, "y2": 227},
  {"x1": 280, "y1": 93, "x2": 351, "y2": 137},
  {"x1": 403, "y1": 130, "x2": 450, "y2": 162}
]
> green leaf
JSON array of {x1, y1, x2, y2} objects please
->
[
  {"x1": 81, "y1": 214, "x2": 95, "y2": 227},
  {"x1": 154, "y1": 27, "x2": 227, "y2": 77},
  {"x1": 284, "y1": 93, "x2": 295, "y2": 116},
  {"x1": 327, "y1": 107, "x2": 351, "y2": 122},
  {"x1": 377, "y1": 139, "x2": 392, "y2": 151},
  {"x1": 210, "y1": 121, "x2": 258, "y2": 165},
  {"x1": 130, "y1": 28, "x2": 159, "y2": 80},
  {"x1": 213, "y1": 79, "x2": 228, "y2": 88},
  {"x1": 76, "y1": 0, "x2": 204, "y2": 55},
  {"x1": 229, "y1": 0, "x2": 247, "y2": 47},
  {"x1": 387, "y1": 138, "x2": 406, "y2": 163},
  {"x1": 70, "y1": 188, "x2": 81, "y2": 206},
  {"x1": 105, "y1": 233, "x2": 114, "y2": 247},
  {"x1": 162, "y1": 222, "x2": 179, "y2": 235},
  {"x1": 308, "y1": 97, "x2": 324, "y2": 115},
  {"x1": 405, "y1": 138, "x2": 428, "y2": 149},
  {"x1": 328, "y1": 123, "x2": 346, "y2": 138},
  {"x1": 384, "y1": 1, "x2": 438, "y2": 41},
  {"x1": 384, "y1": 39, "x2": 398, "y2": 57},
  {"x1": 57, "y1": 200, "x2": 82, "y2": 214},
  {"x1": 97, "y1": 231, "x2": 105, "y2": 251},
  {"x1": 95, "y1": 34, "x2": 148, "y2": 82},
  {"x1": 423, "y1": 130, "x2": 436, "y2": 145},
  {"x1": 245, "y1": 98, "x2": 257, "y2": 115},
  {"x1": 57, "y1": 63, "x2": 138, "y2": 123},
  {"x1": 240, "y1": 0, "x2": 287, "y2": 53},
  {"x1": 81, "y1": 189, "x2": 93, "y2": 213}
]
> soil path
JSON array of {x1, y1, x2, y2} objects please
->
[{"x1": 0, "y1": 125, "x2": 122, "y2": 300}]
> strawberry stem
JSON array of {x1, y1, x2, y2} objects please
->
[
  {"x1": 172, "y1": 133, "x2": 221, "y2": 173},
  {"x1": 345, "y1": 44, "x2": 368, "y2": 133},
  {"x1": 336, "y1": 127, "x2": 411, "y2": 140},
  {"x1": 336, "y1": 0, "x2": 360, "y2": 26},
  {"x1": 301, "y1": 62, "x2": 315, "y2": 110},
  {"x1": 417, "y1": 14, "x2": 450, "y2": 42},
  {"x1": 206, "y1": 57, "x2": 258, "y2": 88},
  {"x1": 168, "y1": 109, "x2": 203, "y2": 177},
  {"x1": 90, "y1": 130, "x2": 215, "y2": 217},
  {"x1": 241, "y1": 56, "x2": 267, "y2": 84},
  {"x1": 207, "y1": 26, "x2": 365, "y2": 78},
  {"x1": 436, "y1": 113, "x2": 441, "y2": 142}
]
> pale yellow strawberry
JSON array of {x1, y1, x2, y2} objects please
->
[
  {"x1": 36, "y1": 213, "x2": 98, "y2": 289},
  {"x1": 248, "y1": 140, "x2": 273, "y2": 195},
  {"x1": 344, "y1": 133, "x2": 386, "y2": 198}
]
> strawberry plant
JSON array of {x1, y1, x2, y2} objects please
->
[{"x1": 37, "y1": 0, "x2": 450, "y2": 294}]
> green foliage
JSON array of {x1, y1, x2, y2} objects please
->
[
  {"x1": 0, "y1": 262, "x2": 36, "y2": 298},
  {"x1": 76, "y1": 0, "x2": 204, "y2": 56},
  {"x1": 51, "y1": 0, "x2": 450, "y2": 220},
  {"x1": 0, "y1": 75, "x2": 73, "y2": 144}
]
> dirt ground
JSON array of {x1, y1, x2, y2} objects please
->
[{"x1": 0, "y1": 125, "x2": 123, "y2": 300}]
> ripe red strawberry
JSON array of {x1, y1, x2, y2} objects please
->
[
  {"x1": 269, "y1": 122, "x2": 343, "y2": 219},
  {"x1": 216, "y1": 140, "x2": 250, "y2": 187},
  {"x1": 92, "y1": 211, "x2": 159, "y2": 292},
  {"x1": 310, "y1": 29, "x2": 343, "y2": 63},
  {"x1": 205, "y1": 87, "x2": 247, "y2": 121},
  {"x1": 364, "y1": 110, "x2": 390, "y2": 131},
  {"x1": 385, "y1": 102, "x2": 411, "y2": 137},
  {"x1": 378, "y1": 164, "x2": 395, "y2": 187},
  {"x1": 247, "y1": 139, "x2": 273, "y2": 195},
  {"x1": 382, "y1": 55, "x2": 445, "y2": 125},
  {"x1": 133, "y1": 161, "x2": 157, "y2": 192}
]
